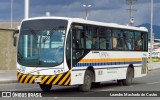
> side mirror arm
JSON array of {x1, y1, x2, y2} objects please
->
[{"x1": 13, "y1": 30, "x2": 19, "y2": 47}]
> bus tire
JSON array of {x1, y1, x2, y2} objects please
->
[
  {"x1": 117, "y1": 80, "x2": 123, "y2": 86},
  {"x1": 92, "y1": 82, "x2": 101, "y2": 87},
  {"x1": 78, "y1": 70, "x2": 93, "y2": 92},
  {"x1": 39, "y1": 84, "x2": 52, "y2": 92},
  {"x1": 122, "y1": 67, "x2": 134, "y2": 86}
]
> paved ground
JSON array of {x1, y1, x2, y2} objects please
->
[
  {"x1": 0, "y1": 70, "x2": 17, "y2": 84},
  {"x1": 0, "y1": 62, "x2": 159, "y2": 99},
  {"x1": 148, "y1": 62, "x2": 160, "y2": 70},
  {"x1": 0, "y1": 69, "x2": 160, "y2": 91},
  {"x1": 0, "y1": 62, "x2": 159, "y2": 84},
  {"x1": 0, "y1": 69, "x2": 160, "y2": 96}
]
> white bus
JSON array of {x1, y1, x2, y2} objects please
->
[{"x1": 13, "y1": 17, "x2": 148, "y2": 92}]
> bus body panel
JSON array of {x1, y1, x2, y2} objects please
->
[
  {"x1": 16, "y1": 17, "x2": 148, "y2": 88},
  {"x1": 70, "y1": 70, "x2": 86, "y2": 85},
  {"x1": 134, "y1": 66, "x2": 147, "y2": 78},
  {"x1": 94, "y1": 67, "x2": 127, "y2": 82},
  {"x1": 70, "y1": 64, "x2": 147, "y2": 85},
  {"x1": 17, "y1": 63, "x2": 66, "y2": 75},
  {"x1": 70, "y1": 51, "x2": 148, "y2": 84}
]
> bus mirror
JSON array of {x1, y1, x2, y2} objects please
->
[
  {"x1": 13, "y1": 30, "x2": 19, "y2": 47},
  {"x1": 13, "y1": 37, "x2": 17, "y2": 47}
]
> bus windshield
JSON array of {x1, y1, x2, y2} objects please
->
[{"x1": 18, "y1": 19, "x2": 68, "y2": 67}]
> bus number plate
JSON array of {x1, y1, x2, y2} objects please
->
[{"x1": 34, "y1": 78, "x2": 42, "y2": 82}]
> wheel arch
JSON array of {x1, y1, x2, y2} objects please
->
[
  {"x1": 86, "y1": 66, "x2": 95, "y2": 82},
  {"x1": 128, "y1": 64, "x2": 134, "y2": 78}
]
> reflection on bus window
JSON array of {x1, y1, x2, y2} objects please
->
[
  {"x1": 99, "y1": 27, "x2": 106, "y2": 50},
  {"x1": 124, "y1": 31, "x2": 134, "y2": 50},
  {"x1": 112, "y1": 29, "x2": 124, "y2": 50},
  {"x1": 92, "y1": 36, "x2": 99, "y2": 49},
  {"x1": 91, "y1": 27, "x2": 99, "y2": 49},
  {"x1": 72, "y1": 23, "x2": 147, "y2": 52},
  {"x1": 135, "y1": 31, "x2": 142, "y2": 51},
  {"x1": 106, "y1": 29, "x2": 112, "y2": 50},
  {"x1": 86, "y1": 27, "x2": 92, "y2": 49}
]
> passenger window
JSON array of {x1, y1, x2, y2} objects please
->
[
  {"x1": 135, "y1": 32, "x2": 142, "y2": 51},
  {"x1": 135, "y1": 31, "x2": 148, "y2": 51},
  {"x1": 92, "y1": 36, "x2": 99, "y2": 49},
  {"x1": 124, "y1": 31, "x2": 134, "y2": 51},
  {"x1": 106, "y1": 29, "x2": 112, "y2": 50},
  {"x1": 92, "y1": 27, "x2": 99, "y2": 49},
  {"x1": 142, "y1": 33, "x2": 148, "y2": 51},
  {"x1": 100, "y1": 38, "x2": 106, "y2": 49},
  {"x1": 99, "y1": 27, "x2": 106, "y2": 49},
  {"x1": 86, "y1": 26, "x2": 92, "y2": 49},
  {"x1": 112, "y1": 29, "x2": 124, "y2": 50}
]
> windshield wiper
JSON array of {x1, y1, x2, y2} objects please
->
[
  {"x1": 23, "y1": 27, "x2": 40, "y2": 64},
  {"x1": 42, "y1": 26, "x2": 66, "y2": 44},
  {"x1": 41, "y1": 27, "x2": 58, "y2": 47}
]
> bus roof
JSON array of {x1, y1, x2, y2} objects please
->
[{"x1": 22, "y1": 16, "x2": 148, "y2": 32}]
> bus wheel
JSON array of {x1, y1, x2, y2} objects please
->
[
  {"x1": 78, "y1": 70, "x2": 93, "y2": 92},
  {"x1": 122, "y1": 67, "x2": 134, "y2": 86},
  {"x1": 92, "y1": 82, "x2": 101, "y2": 87},
  {"x1": 117, "y1": 80, "x2": 123, "y2": 85},
  {"x1": 39, "y1": 84, "x2": 52, "y2": 92}
]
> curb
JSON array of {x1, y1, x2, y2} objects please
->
[
  {"x1": 148, "y1": 68, "x2": 160, "y2": 71},
  {"x1": 0, "y1": 79, "x2": 18, "y2": 84},
  {"x1": 148, "y1": 62, "x2": 160, "y2": 71}
]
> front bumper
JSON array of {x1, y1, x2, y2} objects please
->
[{"x1": 17, "y1": 71, "x2": 71, "y2": 86}]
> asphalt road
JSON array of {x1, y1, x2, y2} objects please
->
[{"x1": 0, "y1": 70, "x2": 160, "y2": 99}]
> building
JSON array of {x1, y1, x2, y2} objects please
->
[{"x1": 148, "y1": 39, "x2": 160, "y2": 52}]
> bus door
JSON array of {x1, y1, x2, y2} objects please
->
[{"x1": 71, "y1": 25, "x2": 85, "y2": 67}]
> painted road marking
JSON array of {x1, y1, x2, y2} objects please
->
[
  {"x1": 146, "y1": 82, "x2": 160, "y2": 85},
  {"x1": 9, "y1": 87, "x2": 40, "y2": 91}
]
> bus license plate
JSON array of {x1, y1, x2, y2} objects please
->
[{"x1": 34, "y1": 78, "x2": 42, "y2": 82}]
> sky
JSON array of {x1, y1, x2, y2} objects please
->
[{"x1": 0, "y1": 0, "x2": 160, "y2": 26}]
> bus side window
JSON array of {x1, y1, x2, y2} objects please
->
[
  {"x1": 112, "y1": 37, "x2": 117, "y2": 49},
  {"x1": 76, "y1": 31, "x2": 82, "y2": 48},
  {"x1": 92, "y1": 36, "x2": 99, "y2": 49},
  {"x1": 86, "y1": 26, "x2": 92, "y2": 49},
  {"x1": 124, "y1": 31, "x2": 134, "y2": 51},
  {"x1": 100, "y1": 38, "x2": 106, "y2": 49},
  {"x1": 142, "y1": 33, "x2": 147, "y2": 51},
  {"x1": 99, "y1": 27, "x2": 106, "y2": 50},
  {"x1": 135, "y1": 31, "x2": 142, "y2": 51},
  {"x1": 92, "y1": 27, "x2": 99, "y2": 49},
  {"x1": 117, "y1": 31, "x2": 124, "y2": 50},
  {"x1": 112, "y1": 29, "x2": 124, "y2": 50},
  {"x1": 106, "y1": 29, "x2": 112, "y2": 50}
]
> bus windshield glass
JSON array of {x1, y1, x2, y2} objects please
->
[{"x1": 18, "y1": 19, "x2": 68, "y2": 67}]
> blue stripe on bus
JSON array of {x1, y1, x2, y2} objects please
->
[{"x1": 75, "y1": 61, "x2": 141, "y2": 67}]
